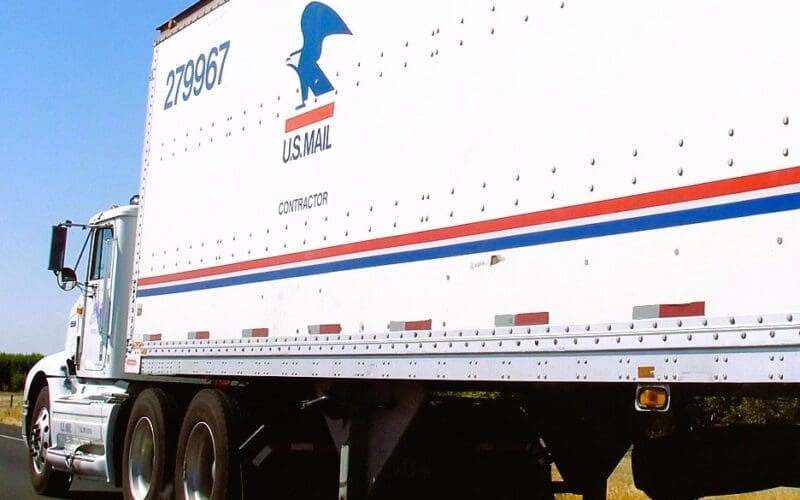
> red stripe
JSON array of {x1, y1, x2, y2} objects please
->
[
  {"x1": 659, "y1": 302, "x2": 705, "y2": 318},
  {"x1": 285, "y1": 103, "x2": 335, "y2": 133},
  {"x1": 405, "y1": 319, "x2": 432, "y2": 330},
  {"x1": 514, "y1": 312, "x2": 550, "y2": 326},
  {"x1": 138, "y1": 166, "x2": 800, "y2": 287}
]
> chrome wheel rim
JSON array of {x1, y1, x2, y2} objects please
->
[
  {"x1": 183, "y1": 422, "x2": 216, "y2": 500},
  {"x1": 128, "y1": 416, "x2": 156, "y2": 500},
  {"x1": 30, "y1": 406, "x2": 51, "y2": 474}
]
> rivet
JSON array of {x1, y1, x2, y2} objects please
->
[
  {"x1": 678, "y1": 138, "x2": 684, "y2": 147},
  {"x1": 551, "y1": 166, "x2": 556, "y2": 174},
  {"x1": 687, "y1": 334, "x2": 692, "y2": 341},
  {"x1": 515, "y1": 174, "x2": 520, "y2": 181},
  {"x1": 728, "y1": 158, "x2": 734, "y2": 167},
  {"x1": 674, "y1": 248, "x2": 680, "y2": 256},
  {"x1": 480, "y1": 205, "x2": 485, "y2": 212},
  {"x1": 589, "y1": 184, "x2": 594, "y2": 192},
  {"x1": 740, "y1": 332, "x2": 746, "y2": 339},
  {"x1": 782, "y1": 148, "x2": 789, "y2": 157},
  {"x1": 770, "y1": 330, "x2": 775, "y2": 338},
  {"x1": 490, "y1": 28, "x2": 495, "y2": 34},
  {"x1": 713, "y1": 332, "x2": 719, "y2": 340},
  {"x1": 730, "y1": 317, "x2": 736, "y2": 325},
  {"x1": 550, "y1": 192, "x2": 555, "y2": 199},
  {"x1": 777, "y1": 237, "x2": 783, "y2": 245},
  {"x1": 524, "y1": 15, "x2": 529, "y2": 22},
  {"x1": 677, "y1": 167, "x2": 684, "y2": 176},
  {"x1": 632, "y1": 148, "x2": 638, "y2": 157},
  {"x1": 590, "y1": 157, "x2": 595, "y2": 165},
  {"x1": 631, "y1": 176, "x2": 637, "y2": 184},
  {"x1": 728, "y1": 128, "x2": 734, "y2": 137},
  {"x1": 783, "y1": 116, "x2": 789, "y2": 126},
  {"x1": 584, "y1": 259, "x2": 589, "y2": 266}
]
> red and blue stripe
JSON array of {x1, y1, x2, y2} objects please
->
[{"x1": 137, "y1": 166, "x2": 800, "y2": 297}]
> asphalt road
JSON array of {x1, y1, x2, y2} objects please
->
[{"x1": 0, "y1": 423, "x2": 121, "y2": 499}]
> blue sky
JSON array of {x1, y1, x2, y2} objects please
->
[{"x1": 0, "y1": 1, "x2": 193, "y2": 353}]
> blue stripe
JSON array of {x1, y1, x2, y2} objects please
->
[{"x1": 137, "y1": 193, "x2": 800, "y2": 297}]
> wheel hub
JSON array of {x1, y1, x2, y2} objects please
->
[
  {"x1": 30, "y1": 406, "x2": 51, "y2": 474},
  {"x1": 183, "y1": 422, "x2": 216, "y2": 500},
  {"x1": 128, "y1": 416, "x2": 156, "y2": 500}
]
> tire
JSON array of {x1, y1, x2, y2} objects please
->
[
  {"x1": 122, "y1": 388, "x2": 179, "y2": 500},
  {"x1": 175, "y1": 389, "x2": 241, "y2": 500},
  {"x1": 28, "y1": 386, "x2": 72, "y2": 496}
]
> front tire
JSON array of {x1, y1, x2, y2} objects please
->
[
  {"x1": 175, "y1": 389, "x2": 241, "y2": 500},
  {"x1": 28, "y1": 386, "x2": 72, "y2": 496},
  {"x1": 122, "y1": 388, "x2": 179, "y2": 500}
]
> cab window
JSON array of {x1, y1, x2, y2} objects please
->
[{"x1": 89, "y1": 228, "x2": 114, "y2": 281}]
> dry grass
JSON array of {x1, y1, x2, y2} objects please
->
[
  {"x1": 0, "y1": 392, "x2": 23, "y2": 427},
  {"x1": 554, "y1": 452, "x2": 800, "y2": 499}
]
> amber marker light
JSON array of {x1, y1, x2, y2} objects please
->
[
  {"x1": 635, "y1": 385, "x2": 670, "y2": 412},
  {"x1": 76, "y1": 306, "x2": 84, "y2": 315}
]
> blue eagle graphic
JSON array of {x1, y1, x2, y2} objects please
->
[{"x1": 286, "y1": 2, "x2": 352, "y2": 109}]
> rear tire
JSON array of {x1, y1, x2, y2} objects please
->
[
  {"x1": 122, "y1": 388, "x2": 179, "y2": 500},
  {"x1": 175, "y1": 389, "x2": 241, "y2": 500},
  {"x1": 28, "y1": 387, "x2": 72, "y2": 496}
]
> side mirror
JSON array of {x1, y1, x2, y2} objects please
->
[
  {"x1": 56, "y1": 268, "x2": 78, "y2": 291},
  {"x1": 48, "y1": 225, "x2": 68, "y2": 272}
]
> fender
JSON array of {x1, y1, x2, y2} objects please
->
[{"x1": 22, "y1": 352, "x2": 71, "y2": 440}]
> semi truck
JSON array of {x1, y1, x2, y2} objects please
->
[{"x1": 24, "y1": 0, "x2": 800, "y2": 498}]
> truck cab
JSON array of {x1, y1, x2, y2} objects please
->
[{"x1": 22, "y1": 202, "x2": 138, "y2": 494}]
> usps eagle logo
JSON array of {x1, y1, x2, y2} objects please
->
[{"x1": 286, "y1": 2, "x2": 352, "y2": 110}]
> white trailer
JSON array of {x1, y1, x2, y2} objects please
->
[{"x1": 24, "y1": 1, "x2": 800, "y2": 498}]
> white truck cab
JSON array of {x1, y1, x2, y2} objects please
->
[{"x1": 23, "y1": 202, "x2": 138, "y2": 494}]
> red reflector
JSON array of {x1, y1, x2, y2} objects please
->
[
  {"x1": 659, "y1": 302, "x2": 705, "y2": 318},
  {"x1": 189, "y1": 331, "x2": 210, "y2": 340},
  {"x1": 318, "y1": 324, "x2": 342, "y2": 334},
  {"x1": 405, "y1": 319, "x2": 432, "y2": 330},
  {"x1": 242, "y1": 328, "x2": 269, "y2": 338},
  {"x1": 143, "y1": 333, "x2": 161, "y2": 342},
  {"x1": 514, "y1": 312, "x2": 550, "y2": 326}
]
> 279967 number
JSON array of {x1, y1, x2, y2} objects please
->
[{"x1": 164, "y1": 41, "x2": 231, "y2": 111}]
